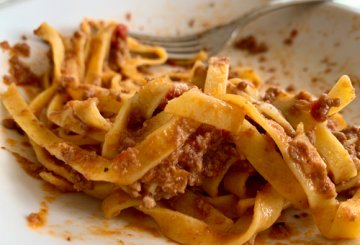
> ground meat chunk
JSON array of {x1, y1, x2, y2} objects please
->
[
  {"x1": 263, "y1": 87, "x2": 286, "y2": 103},
  {"x1": 332, "y1": 131, "x2": 347, "y2": 142},
  {"x1": 142, "y1": 195, "x2": 156, "y2": 208},
  {"x1": 295, "y1": 91, "x2": 313, "y2": 101},
  {"x1": 334, "y1": 126, "x2": 360, "y2": 168},
  {"x1": 233, "y1": 35, "x2": 268, "y2": 54},
  {"x1": 13, "y1": 43, "x2": 30, "y2": 57},
  {"x1": 180, "y1": 135, "x2": 210, "y2": 172},
  {"x1": 0, "y1": 40, "x2": 10, "y2": 50},
  {"x1": 310, "y1": 93, "x2": 340, "y2": 122},
  {"x1": 327, "y1": 117, "x2": 340, "y2": 131},
  {"x1": 140, "y1": 150, "x2": 189, "y2": 200},
  {"x1": 130, "y1": 125, "x2": 238, "y2": 205},
  {"x1": 226, "y1": 80, "x2": 248, "y2": 95},
  {"x1": 287, "y1": 91, "x2": 314, "y2": 116},
  {"x1": 288, "y1": 138, "x2": 336, "y2": 199},
  {"x1": 283, "y1": 29, "x2": 299, "y2": 46},
  {"x1": 155, "y1": 83, "x2": 191, "y2": 112},
  {"x1": 203, "y1": 141, "x2": 237, "y2": 178},
  {"x1": 289, "y1": 100, "x2": 311, "y2": 116},
  {"x1": 184, "y1": 126, "x2": 236, "y2": 184},
  {"x1": 109, "y1": 24, "x2": 128, "y2": 70},
  {"x1": 7, "y1": 55, "x2": 41, "y2": 86},
  {"x1": 165, "y1": 83, "x2": 191, "y2": 101},
  {"x1": 127, "y1": 182, "x2": 142, "y2": 198},
  {"x1": 111, "y1": 148, "x2": 141, "y2": 175},
  {"x1": 285, "y1": 84, "x2": 295, "y2": 93}
]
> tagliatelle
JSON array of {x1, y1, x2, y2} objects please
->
[{"x1": 2, "y1": 19, "x2": 360, "y2": 244}]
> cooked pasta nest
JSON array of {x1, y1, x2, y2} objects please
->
[{"x1": 1, "y1": 19, "x2": 360, "y2": 244}]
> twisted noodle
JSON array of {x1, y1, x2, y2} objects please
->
[{"x1": 2, "y1": 20, "x2": 360, "y2": 244}]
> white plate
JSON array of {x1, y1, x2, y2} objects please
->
[{"x1": 1, "y1": 0, "x2": 360, "y2": 244}]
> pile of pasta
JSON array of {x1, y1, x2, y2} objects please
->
[{"x1": 2, "y1": 20, "x2": 360, "y2": 244}]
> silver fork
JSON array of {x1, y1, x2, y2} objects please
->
[{"x1": 129, "y1": 0, "x2": 331, "y2": 59}]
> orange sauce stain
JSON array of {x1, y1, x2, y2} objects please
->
[
  {"x1": 41, "y1": 182, "x2": 61, "y2": 195},
  {"x1": 46, "y1": 227, "x2": 83, "y2": 242},
  {"x1": 40, "y1": 183, "x2": 61, "y2": 206},
  {"x1": 27, "y1": 201, "x2": 48, "y2": 229},
  {"x1": 47, "y1": 230, "x2": 56, "y2": 236},
  {"x1": 5, "y1": 138, "x2": 17, "y2": 146},
  {"x1": 85, "y1": 218, "x2": 125, "y2": 237},
  {"x1": 62, "y1": 231, "x2": 74, "y2": 242},
  {"x1": 88, "y1": 224, "x2": 123, "y2": 236},
  {"x1": 122, "y1": 209, "x2": 163, "y2": 238},
  {"x1": 8, "y1": 150, "x2": 42, "y2": 179},
  {"x1": 81, "y1": 208, "x2": 165, "y2": 241},
  {"x1": 44, "y1": 195, "x2": 56, "y2": 203},
  {"x1": 124, "y1": 223, "x2": 162, "y2": 238},
  {"x1": 25, "y1": 184, "x2": 62, "y2": 234},
  {"x1": 2, "y1": 148, "x2": 55, "y2": 231}
]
